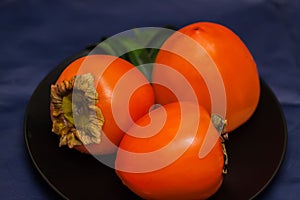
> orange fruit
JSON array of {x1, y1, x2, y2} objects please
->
[
  {"x1": 152, "y1": 22, "x2": 260, "y2": 132},
  {"x1": 115, "y1": 102, "x2": 224, "y2": 199},
  {"x1": 50, "y1": 55, "x2": 154, "y2": 154}
]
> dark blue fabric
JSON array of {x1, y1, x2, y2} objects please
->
[{"x1": 1, "y1": 0, "x2": 299, "y2": 199}]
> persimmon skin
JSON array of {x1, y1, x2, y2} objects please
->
[
  {"x1": 115, "y1": 102, "x2": 224, "y2": 200},
  {"x1": 53, "y1": 55, "x2": 155, "y2": 154},
  {"x1": 152, "y1": 22, "x2": 260, "y2": 132}
]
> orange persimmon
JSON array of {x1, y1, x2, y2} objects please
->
[
  {"x1": 115, "y1": 102, "x2": 225, "y2": 200},
  {"x1": 50, "y1": 55, "x2": 154, "y2": 155},
  {"x1": 152, "y1": 22, "x2": 260, "y2": 132}
]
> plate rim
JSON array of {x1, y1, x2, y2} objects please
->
[
  {"x1": 23, "y1": 49, "x2": 91, "y2": 200},
  {"x1": 249, "y1": 80, "x2": 288, "y2": 200}
]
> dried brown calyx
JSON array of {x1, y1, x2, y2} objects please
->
[
  {"x1": 211, "y1": 114, "x2": 228, "y2": 174},
  {"x1": 50, "y1": 73, "x2": 104, "y2": 148}
]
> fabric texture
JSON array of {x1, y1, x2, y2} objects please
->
[{"x1": 1, "y1": 0, "x2": 299, "y2": 199}]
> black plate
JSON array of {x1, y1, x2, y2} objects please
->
[{"x1": 24, "y1": 48, "x2": 287, "y2": 200}]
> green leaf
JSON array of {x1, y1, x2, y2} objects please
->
[{"x1": 93, "y1": 26, "x2": 177, "y2": 81}]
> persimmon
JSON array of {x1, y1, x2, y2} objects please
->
[
  {"x1": 115, "y1": 102, "x2": 226, "y2": 200},
  {"x1": 152, "y1": 22, "x2": 260, "y2": 132},
  {"x1": 50, "y1": 55, "x2": 154, "y2": 155}
]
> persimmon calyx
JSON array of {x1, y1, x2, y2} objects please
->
[
  {"x1": 211, "y1": 114, "x2": 229, "y2": 174},
  {"x1": 50, "y1": 73, "x2": 104, "y2": 148}
]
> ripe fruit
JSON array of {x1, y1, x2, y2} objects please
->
[
  {"x1": 115, "y1": 102, "x2": 224, "y2": 200},
  {"x1": 152, "y1": 22, "x2": 260, "y2": 132},
  {"x1": 50, "y1": 55, "x2": 154, "y2": 154}
]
